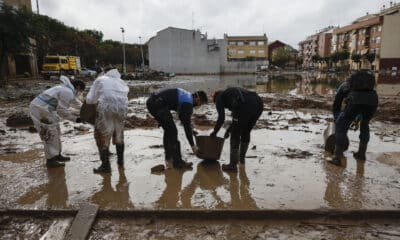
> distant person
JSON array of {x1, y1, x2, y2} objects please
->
[
  {"x1": 86, "y1": 67, "x2": 129, "y2": 173},
  {"x1": 330, "y1": 70, "x2": 378, "y2": 166},
  {"x1": 29, "y1": 76, "x2": 85, "y2": 167},
  {"x1": 210, "y1": 87, "x2": 263, "y2": 172},
  {"x1": 146, "y1": 88, "x2": 208, "y2": 169}
]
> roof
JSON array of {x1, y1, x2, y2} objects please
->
[{"x1": 225, "y1": 34, "x2": 267, "y2": 41}]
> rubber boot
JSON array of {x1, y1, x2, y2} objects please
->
[
  {"x1": 353, "y1": 143, "x2": 367, "y2": 161},
  {"x1": 172, "y1": 141, "x2": 193, "y2": 169},
  {"x1": 116, "y1": 144, "x2": 124, "y2": 167},
  {"x1": 164, "y1": 135, "x2": 172, "y2": 162},
  {"x1": 239, "y1": 142, "x2": 250, "y2": 164},
  {"x1": 222, "y1": 148, "x2": 239, "y2": 172},
  {"x1": 56, "y1": 154, "x2": 71, "y2": 162},
  {"x1": 329, "y1": 145, "x2": 343, "y2": 166},
  {"x1": 93, "y1": 150, "x2": 111, "y2": 173},
  {"x1": 46, "y1": 156, "x2": 65, "y2": 168}
]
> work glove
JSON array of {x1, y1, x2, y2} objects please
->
[
  {"x1": 76, "y1": 117, "x2": 82, "y2": 123},
  {"x1": 210, "y1": 131, "x2": 217, "y2": 138},
  {"x1": 191, "y1": 145, "x2": 199, "y2": 155}
]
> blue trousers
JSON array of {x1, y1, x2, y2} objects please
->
[{"x1": 335, "y1": 104, "x2": 377, "y2": 148}]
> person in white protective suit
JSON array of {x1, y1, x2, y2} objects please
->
[
  {"x1": 29, "y1": 76, "x2": 85, "y2": 168},
  {"x1": 86, "y1": 68, "x2": 129, "y2": 173}
]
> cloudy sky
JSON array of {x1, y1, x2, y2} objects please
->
[{"x1": 32, "y1": 0, "x2": 385, "y2": 48}]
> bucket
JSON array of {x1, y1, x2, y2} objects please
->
[
  {"x1": 80, "y1": 103, "x2": 97, "y2": 125},
  {"x1": 323, "y1": 122, "x2": 349, "y2": 154},
  {"x1": 195, "y1": 135, "x2": 225, "y2": 160}
]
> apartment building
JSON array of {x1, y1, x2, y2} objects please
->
[
  {"x1": 224, "y1": 34, "x2": 268, "y2": 61},
  {"x1": 331, "y1": 3, "x2": 400, "y2": 82},
  {"x1": 298, "y1": 27, "x2": 333, "y2": 68}
]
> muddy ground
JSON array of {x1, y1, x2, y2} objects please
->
[
  {"x1": 1, "y1": 215, "x2": 400, "y2": 240},
  {"x1": 1, "y1": 74, "x2": 400, "y2": 239}
]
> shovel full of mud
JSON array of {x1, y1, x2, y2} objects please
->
[
  {"x1": 195, "y1": 135, "x2": 225, "y2": 161},
  {"x1": 323, "y1": 122, "x2": 349, "y2": 154}
]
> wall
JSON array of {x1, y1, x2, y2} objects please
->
[
  {"x1": 380, "y1": 15, "x2": 400, "y2": 58},
  {"x1": 148, "y1": 27, "x2": 221, "y2": 74}
]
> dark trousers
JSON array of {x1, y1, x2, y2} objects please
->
[
  {"x1": 230, "y1": 95, "x2": 263, "y2": 149},
  {"x1": 335, "y1": 104, "x2": 377, "y2": 148},
  {"x1": 146, "y1": 96, "x2": 178, "y2": 160}
]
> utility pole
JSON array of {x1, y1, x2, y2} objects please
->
[
  {"x1": 120, "y1": 27, "x2": 126, "y2": 74},
  {"x1": 36, "y1": 0, "x2": 39, "y2": 14},
  {"x1": 139, "y1": 36, "x2": 144, "y2": 70}
]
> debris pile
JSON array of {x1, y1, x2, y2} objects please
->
[
  {"x1": 6, "y1": 112, "x2": 33, "y2": 127},
  {"x1": 125, "y1": 115, "x2": 158, "y2": 129}
]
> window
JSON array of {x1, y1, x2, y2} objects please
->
[
  {"x1": 249, "y1": 41, "x2": 256, "y2": 46},
  {"x1": 378, "y1": 25, "x2": 382, "y2": 32},
  {"x1": 376, "y1": 37, "x2": 381, "y2": 43},
  {"x1": 258, "y1": 50, "x2": 265, "y2": 54},
  {"x1": 237, "y1": 41, "x2": 244, "y2": 46},
  {"x1": 229, "y1": 41, "x2": 236, "y2": 46},
  {"x1": 237, "y1": 50, "x2": 245, "y2": 54},
  {"x1": 249, "y1": 50, "x2": 256, "y2": 54},
  {"x1": 228, "y1": 49, "x2": 237, "y2": 54},
  {"x1": 375, "y1": 48, "x2": 380, "y2": 55},
  {"x1": 257, "y1": 41, "x2": 265, "y2": 46}
]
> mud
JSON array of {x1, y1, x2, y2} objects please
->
[
  {"x1": 1, "y1": 214, "x2": 399, "y2": 239},
  {"x1": 6, "y1": 111, "x2": 33, "y2": 127},
  {"x1": 1, "y1": 74, "x2": 400, "y2": 237}
]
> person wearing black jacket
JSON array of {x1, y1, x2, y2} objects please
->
[
  {"x1": 330, "y1": 70, "x2": 378, "y2": 166},
  {"x1": 210, "y1": 87, "x2": 263, "y2": 172},
  {"x1": 147, "y1": 88, "x2": 208, "y2": 169}
]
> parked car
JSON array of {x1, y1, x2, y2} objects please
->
[{"x1": 79, "y1": 68, "x2": 96, "y2": 77}]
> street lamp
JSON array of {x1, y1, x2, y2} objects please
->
[
  {"x1": 139, "y1": 36, "x2": 145, "y2": 70},
  {"x1": 120, "y1": 27, "x2": 126, "y2": 74}
]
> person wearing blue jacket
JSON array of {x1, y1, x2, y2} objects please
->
[{"x1": 147, "y1": 88, "x2": 208, "y2": 169}]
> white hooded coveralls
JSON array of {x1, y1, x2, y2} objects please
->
[
  {"x1": 29, "y1": 76, "x2": 82, "y2": 159},
  {"x1": 86, "y1": 69, "x2": 129, "y2": 151}
]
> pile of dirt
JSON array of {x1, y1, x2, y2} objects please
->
[
  {"x1": 6, "y1": 112, "x2": 33, "y2": 127},
  {"x1": 262, "y1": 96, "x2": 331, "y2": 110},
  {"x1": 193, "y1": 114, "x2": 216, "y2": 126},
  {"x1": 125, "y1": 115, "x2": 158, "y2": 129}
]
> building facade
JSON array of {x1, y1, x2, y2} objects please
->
[
  {"x1": 331, "y1": 3, "x2": 400, "y2": 82},
  {"x1": 298, "y1": 27, "x2": 334, "y2": 68},
  {"x1": 1, "y1": 0, "x2": 38, "y2": 79},
  {"x1": 148, "y1": 27, "x2": 269, "y2": 74},
  {"x1": 224, "y1": 34, "x2": 268, "y2": 61}
]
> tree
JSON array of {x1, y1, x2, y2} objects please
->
[
  {"x1": 364, "y1": 53, "x2": 376, "y2": 69},
  {"x1": 0, "y1": 5, "x2": 34, "y2": 83},
  {"x1": 330, "y1": 52, "x2": 340, "y2": 68},
  {"x1": 271, "y1": 47, "x2": 293, "y2": 68},
  {"x1": 351, "y1": 53, "x2": 362, "y2": 69}
]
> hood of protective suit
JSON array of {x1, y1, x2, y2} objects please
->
[
  {"x1": 105, "y1": 69, "x2": 121, "y2": 79},
  {"x1": 60, "y1": 75, "x2": 76, "y2": 95}
]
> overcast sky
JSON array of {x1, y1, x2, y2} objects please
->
[{"x1": 32, "y1": 0, "x2": 386, "y2": 48}]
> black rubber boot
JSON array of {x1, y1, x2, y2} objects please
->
[
  {"x1": 172, "y1": 141, "x2": 193, "y2": 169},
  {"x1": 222, "y1": 148, "x2": 239, "y2": 172},
  {"x1": 116, "y1": 144, "x2": 124, "y2": 167},
  {"x1": 163, "y1": 135, "x2": 172, "y2": 162},
  {"x1": 329, "y1": 145, "x2": 343, "y2": 166},
  {"x1": 46, "y1": 156, "x2": 65, "y2": 168},
  {"x1": 353, "y1": 143, "x2": 367, "y2": 161},
  {"x1": 239, "y1": 142, "x2": 250, "y2": 164},
  {"x1": 56, "y1": 154, "x2": 71, "y2": 162},
  {"x1": 93, "y1": 150, "x2": 111, "y2": 173}
]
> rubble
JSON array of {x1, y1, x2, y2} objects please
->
[
  {"x1": 125, "y1": 115, "x2": 158, "y2": 129},
  {"x1": 6, "y1": 112, "x2": 33, "y2": 127}
]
